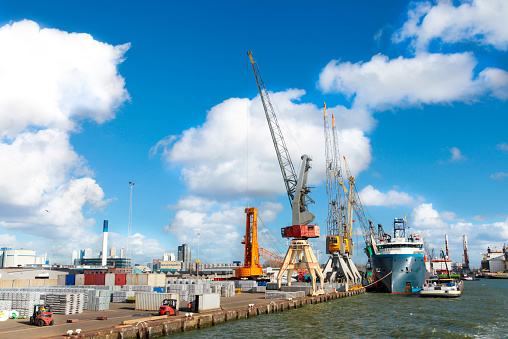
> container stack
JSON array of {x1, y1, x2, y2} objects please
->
[{"x1": 166, "y1": 279, "x2": 235, "y2": 300}]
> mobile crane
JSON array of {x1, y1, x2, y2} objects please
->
[{"x1": 248, "y1": 51, "x2": 324, "y2": 295}]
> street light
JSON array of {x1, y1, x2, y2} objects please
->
[{"x1": 128, "y1": 182, "x2": 135, "y2": 265}]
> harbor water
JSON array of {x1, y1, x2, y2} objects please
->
[{"x1": 168, "y1": 279, "x2": 507, "y2": 338}]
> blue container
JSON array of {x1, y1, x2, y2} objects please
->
[
  {"x1": 153, "y1": 287, "x2": 165, "y2": 293},
  {"x1": 258, "y1": 281, "x2": 267, "y2": 286},
  {"x1": 66, "y1": 274, "x2": 75, "y2": 285}
]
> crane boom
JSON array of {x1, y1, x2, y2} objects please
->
[
  {"x1": 248, "y1": 51, "x2": 298, "y2": 208},
  {"x1": 248, "y1": 51, "x2": 314, "y2": 226}
]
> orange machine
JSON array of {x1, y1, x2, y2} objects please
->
[{"x1": 235, "y1": 207, "x2": 263, "y2": 277}]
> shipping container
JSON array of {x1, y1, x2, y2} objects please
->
[
  {"x1": 57, "y1": 275, "x2": 66, "y2": 286},
  {"x1": 135, "y1": 292, "x2": 179, "y2": 311},
  {"x1": 115, "y1": 273, "x2": 127, "y2": 286},
  {"x1": 153, "y1": 287, "x2": 165, "y2": 293},
  {"x1": 137, "y1": 274, "x2": 148, "y2": 286},
  {"x1": 85, "y1": 274, "x2": 95, "y2": 285},
  {"x1": 75, "y1": 274, "x2": 85, "y2": 286},
  {"x1": 105, "y1": 273, "x2": 115, "y2": 286},
  {"x1": 66, "y1": 274, "x2": 75, "y2": 285},
  {"x1": 95, "y1": 273, "x2": 106, "y2": 285},
  {"x1": 147, "y1": 273, "x2": 166, "y2": 287},
  {"x1": 126, "y1": 273, "x2": 138, "y2": 285},
  {"x1": 197, "y1": 293, "x2": 220, "y2": 311}
]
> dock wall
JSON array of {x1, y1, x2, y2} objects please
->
[{"x1": 67, "y1": 288, "x2": 365, "y2": 339}]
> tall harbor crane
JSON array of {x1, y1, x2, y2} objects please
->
[
  {"x1": 321, "y1": 104, "x2": 362, "y2": 288},
  {"x1": 248, "y1": 51, "x2": 323, "y2": 294},
  {"x1": 235, "y1": 207, "x2": 263, "y2": 278}
]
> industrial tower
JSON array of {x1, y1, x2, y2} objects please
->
[{"x1": 248, "y1": 51, "x2": 323, "y2": 295}]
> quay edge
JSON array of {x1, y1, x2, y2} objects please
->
[{"x1": 55, "y1": 288, "x2": 365, "y2": 339}]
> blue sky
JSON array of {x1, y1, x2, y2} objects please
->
[{"x1": 0, "y1": 0, "x2": 507, "y2": 268}]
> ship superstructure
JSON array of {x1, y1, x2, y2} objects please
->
[{"x1": 370, "y1": 217, "x2": 426, "y2": 293}]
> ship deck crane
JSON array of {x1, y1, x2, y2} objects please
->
[
  {"x1": 248, "y1": 51, "x2": 323, "y2": 295},
  {"x1": 320, "y1": 104, "x2": 362, "y2": 288}
]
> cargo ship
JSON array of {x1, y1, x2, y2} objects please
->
[{"x1": 369, "y1": 217, "x2": 426, "y2": 293}]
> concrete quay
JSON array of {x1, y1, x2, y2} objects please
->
[{"x1": 0, "y1": 288, "x2": 365, "y2": 339}]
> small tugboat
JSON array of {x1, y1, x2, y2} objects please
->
[{"x1": 419, "y1": 247, "x2": 464, "y2": 298}]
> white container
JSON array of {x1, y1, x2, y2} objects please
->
[
  {"x1": 135, "y1": 292, "x2": 179, "y2": 311},
  {"x1": 105, "y1": 274, "x2": 115, "y2": 286},
  {"x1": 75, "y1": 274, "x2": 85, "y2": 286},
  {"x1": 57, "y1": 275, "x2": 66, "y2": 286},
  {"x1": 126, "y1": 274, "x2": 138, "y2": 285},
  {"x1": 198, "y1": 293, "x2": 220, "y2": 311},
  {"x1": 137, "y1": 274, "x2": 148, "y2": 286}
]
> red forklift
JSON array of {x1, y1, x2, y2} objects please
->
[
  {"x1": 30, "y1": 304, "x2": 54, "y2": 326},
  {"x1": 159, "y1": 299, "x2": 178, "y2": 316}
]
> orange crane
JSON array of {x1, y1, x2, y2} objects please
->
[{"x1": 235, "y1": 207, "x2": 264, "y2": 277}]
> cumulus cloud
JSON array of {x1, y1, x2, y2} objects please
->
[
  {"x1": 359, "y1": 185, "x2": 417, "y2": 207},
  {"x1": 155, "y1": 91, "x2": 372, "y2": 200},
  {"x1": 410, "y1": 203, "x2": 449, "y2": 230},
  {"x1": 0, "y1": 20, "x2": 130, "y2": 137},
  {"x1": 319, "y1": 53, "x2": 508, "y2": 110},
  {"x1": 393, "y1": 0, "x2": 508, "y2": 52},
  {"x1": 449, "y1": 147, "x2": 466, "y2": 162},
  {"x1": 0, "y1": 234, "x2": 17, "y2": 247},
  {"x1": 0, "y1": 20, "x2": 130, "y2": 256}
]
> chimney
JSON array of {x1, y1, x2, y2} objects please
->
[{"x1": 102, "y1": 220, "x2": 109, "y2": 267}]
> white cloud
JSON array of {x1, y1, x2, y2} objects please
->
[
  {"x1": 359, "y1": 185, "x2": 417, "y2": 207},
  {"x1": 0, "y1": 20, "x2": 130, "y2": 137},
  {"x1": 440, "y1": 211, "x2": 457, "y2": 221},
  {"x1": 410, "y1": 203, "x2": 449, "y2": 230},
  {"x1": 155, "y1": 91, "x2": 372, "y2": 200},
  {"x1": 0, "y1": 20, "x2": 130, "y2": 258},
  {"x1": 393, "y1": 0, "x2": 508, "y2": 52},
  {"x1": 449, "y1": 147, "x2": 466, "y2": 162},
  {"x1": 490, "y1": 172, "x2": 508, "y2": 181},
  {"x1": 319, "y1": 53, "x2": 508, "y2": 110},
  {"x1": 0, "y1": 234, "x2": 17, "y2": 247}
]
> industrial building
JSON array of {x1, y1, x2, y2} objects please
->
[
  {"x1": 481, "y1": 247, "x2": 508, "y2": 272},
  {"x1": 0, "y1": 248, "x2": 46, "y2": 268}
]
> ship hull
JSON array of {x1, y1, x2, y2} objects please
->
[{"x1": 371, "y1": 253, "x2": 426, "y2": 293}]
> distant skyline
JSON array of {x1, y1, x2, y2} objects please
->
[{"x1": 0, "y1": 0, "x2": 507, "y2": 267}]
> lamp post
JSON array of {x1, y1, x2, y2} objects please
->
[{"x1": 128, "y1": 182, "x2": 135, "y2": 265}]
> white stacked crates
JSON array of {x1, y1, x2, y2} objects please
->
[
  {"x1": 0, "y1": 291, "x2": 41, "y2": 317},
  {"x1": 112, "y1": 291, "x2": 136, "y2": 303},
  {"x1": 165, "y1": 279, "x2": 235, "y2": 301}
]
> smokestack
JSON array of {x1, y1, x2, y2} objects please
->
[
  {"x1": 102, "y1": 220, "x2": 109, "y2": 267},
  {"x1": 445, "y1": 234, "x2": 449, "y2": 259}
]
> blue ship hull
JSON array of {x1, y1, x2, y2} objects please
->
[{"x1": 371, "y1": 253, "x2": 426, "y2": 293}]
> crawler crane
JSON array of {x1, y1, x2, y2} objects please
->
[{"x1": 248, "y1": 51, "x2": 324, "y2": 295}]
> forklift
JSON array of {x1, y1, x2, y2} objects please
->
[
  {"x1": 30, "y1": 304, "x2": 54, "y2": 326},
  {"x1": 159, "y1": 299, "x2": 178, "y2": 316}
]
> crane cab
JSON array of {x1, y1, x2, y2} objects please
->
[{"x1": 327, "y1": 236, "x2": 341, "y2": 253}]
